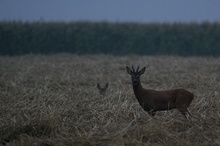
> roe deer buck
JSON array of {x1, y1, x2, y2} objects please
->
[
  {"x1": 97, "y1": 83, "x2": 108, "y2": 95},
  {"x1": 126, "y1": 66, "x2": 194, "y2": 118}
]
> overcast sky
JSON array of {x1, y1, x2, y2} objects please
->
[{"x1": 1, "y1": 0, "x2": 220, "y2": 23}]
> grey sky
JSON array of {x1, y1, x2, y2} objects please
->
[{"x1": 0, "y1": 0, "x2": 220, "y2": 23}]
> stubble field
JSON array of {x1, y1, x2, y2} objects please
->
[{"x1": 0, "y1": 54, "x2": 220, "y2": 146}]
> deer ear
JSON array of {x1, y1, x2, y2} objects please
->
[
  {"x1": 139, "y1": 67, "x2": 146, "y2": 75},
  {"x1": 105, "y1": 83, "x2": 108, "y2": 88},
  {"x1": 126, "y1": 66, "x2": 133, "y2": 75},
  {"x1": 97, "y1": 83, "x2": 101, "y2": 89}
]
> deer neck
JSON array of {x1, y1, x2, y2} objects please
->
[{"x1": 132, "y1": 82, "x2": 145, "y2": 101}]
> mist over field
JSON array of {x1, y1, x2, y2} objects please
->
[{"x1": 1, "y1": 54, "x2": 220, "y2": 145}]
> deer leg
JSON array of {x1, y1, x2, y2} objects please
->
[
  {"x1": 177, "y1": 107, "x2": 191, "y2": 119},
  {"x1": 143, "y1": 104, "x2": 156, "y2": 117},
  {"x1": 186, "y1": 108, "x2": 192, "y2": 116},
  {"x1": 148, "y1": 111, "x2": 156, "y2": 117},
  {"x1": 182, "y1": 112, "x2": 190, "y2": 119},
  {"x1": 148, "y1": 109, "x2": 156, "y2": 117}
]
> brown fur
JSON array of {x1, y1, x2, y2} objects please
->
[
  {"x1": 97, "y1": 83, "x2": 108, "y2": 95},
  {"x1": 126, "y1": 66, "x2": 194, "y2": 118}
]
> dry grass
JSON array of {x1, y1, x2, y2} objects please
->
[{"x1": 0, "y1": 54, "x2": 220, "y2": 146}]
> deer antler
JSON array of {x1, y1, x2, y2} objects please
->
[
  {"x1": 132, "y1": 65, "x2": 135, "y2": 72},
  {"x1": 136, "y1": 65, "x2": 140, "y2": 72}
]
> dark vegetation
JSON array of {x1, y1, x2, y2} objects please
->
[{"x1": 0, "y1": 21, "x2": 220, "y2": 56}]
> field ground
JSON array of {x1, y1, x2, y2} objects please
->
[{"x1": 0, "y1": 54, "x2": 220, "y2": 146}]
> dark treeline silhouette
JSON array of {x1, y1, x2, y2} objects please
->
[{"x1": 0, "y1": 21, "x2": 220, "y2": 56}]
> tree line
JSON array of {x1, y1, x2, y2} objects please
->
[{"x1": 0, "y1": 21, "x2": 220, "y2": 56}]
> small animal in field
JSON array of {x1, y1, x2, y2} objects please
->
[
  {"x1": 97, "y1": 83, "x2": 108, "y2": 95},
  {"x1": 126, "y1": 65, "x2": 194, "y2": 118}
]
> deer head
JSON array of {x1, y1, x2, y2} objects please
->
[
  {"x1": 126, "y1": 66, "x2": 146, "y2": 85},
  {"x1": 97, "y1": 83, "x2": 108, "y2": 95}
]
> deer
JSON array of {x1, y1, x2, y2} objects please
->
[
  {"x1": 126, "y1": 65, "x2": 194, "y2": 119},
  {"x1": 97, "y1": 83, "x2": 108, "y2": 95}
]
